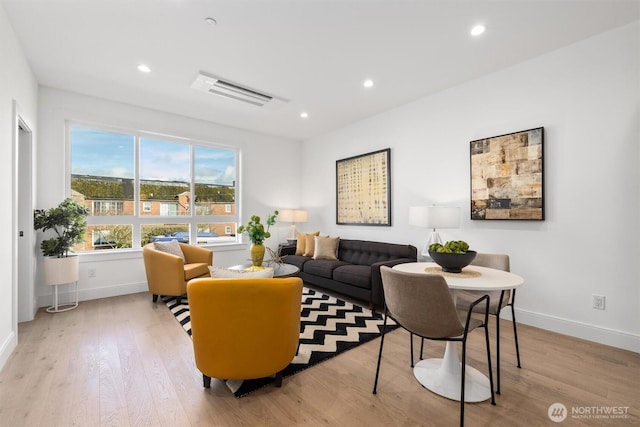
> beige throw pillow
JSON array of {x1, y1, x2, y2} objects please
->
[
  {"x1": 153, "y1": 240, "x2": 186, "y2": 263},
  {"x1": 295, "y1": 232, "x2": 307, "y2": 255},
  {"x1": 313, "y1": 236, "x2": 340, "y2": 260},
  {"x1": 302, "y1": 231, "x2": 321, "y2": 257}
]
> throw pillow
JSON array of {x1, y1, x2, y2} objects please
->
[
  {"x1": 208, "y1": 266, "x2": 275, "y2": 278},
  {"x1": 153, "y1": 240, "x2": 186, "y2": 263},
  {"x1": 313, "y1": 236, "x2": 340, "y2": 260},
  {"x1": 302, "y1": 231, "x2": 320, "y2": 257},
  {"x1": 295, "y1": 232, "x2": 306, "y2": 255}
]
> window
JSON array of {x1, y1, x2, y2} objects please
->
[
  {"x1": 70, "y1": 124, "x2": 238, "y2": 251},
  {"x1": 93, "y1": 201, "x2": 124, "y2": 216}
]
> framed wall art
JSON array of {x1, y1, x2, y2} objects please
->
[
  {"x1": 470, "y1": 127, "x2": 544, "y2": 220},
  {"x1": 336, "y1": 148, "x2": 391, "y2": 226}
]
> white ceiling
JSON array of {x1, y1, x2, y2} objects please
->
[{"x1": 4, "y1": 0, "x2": 639, "y2": 141}]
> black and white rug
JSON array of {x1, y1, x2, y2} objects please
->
[{"x1": 165, "y1": 287, "x2": 397, "y2": 397}]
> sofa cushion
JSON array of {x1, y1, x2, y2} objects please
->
[
  {"x1": 184, "y1": 262, "x2": 211, "y2": 280},
  {"x1": 283, "y1": 255, "x2": 311, "y2": 270},
  {"x1": 313, "y1": 236, "x2": 340, "y2": 260},
  {"x1": 333, "y1": 264, "x2": 372, "y2": 289},
  {"x1": 303, "y1": 259, "x2": 350, "y2": 279},
  {"x1": 339, "y1": 239, "x2": 416, "y2": 265}
]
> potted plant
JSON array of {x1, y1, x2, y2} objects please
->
[
  {"x1": 237, "y1": 211, "x2": 278, "y2": 266},
  {"x1": 34, "y1": 198, "x2": 89, "y2": 286}
]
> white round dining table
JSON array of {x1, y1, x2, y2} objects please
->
[{"x1": 392, "y1": 262, "x2": 524, "y2": 402}]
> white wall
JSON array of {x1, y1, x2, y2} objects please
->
[
  {"x1": 35, "y1": 87, "x2": 302, "y2": 307},
  {"x1": 0, "y1": 3, "x2": 38, "y2": 369},
  {"x1": 2, "y1": 7, "x2": 637, "y2": 378},
  {"x1": 301, "y1": 22, "x2": 640, "y2": 352}
]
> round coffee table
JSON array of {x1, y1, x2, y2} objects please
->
[{"x1": 228, "y1": 263, "x2": 300, "y2": 278}]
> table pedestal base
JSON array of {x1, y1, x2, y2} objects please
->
[{"x1": 413, "y1": 341, "x2": 491, "y2": 402}]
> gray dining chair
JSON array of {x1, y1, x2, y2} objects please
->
[
  {"x1": 373, "y1": 266, "x2": 495, "y2": 427},
  {"x1": 454, "y1": 253, "x2": 520, "y2": 394}
]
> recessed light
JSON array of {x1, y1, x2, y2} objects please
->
[
  {"x1": 300, "y1": 112, "x2": 309, "y2": 119},
  {"x1": 137, "y1": 64, "x2": 152, "y2": 73},
  {"x1": 363, "y1": 79, "x2": 374, "y2": 88},
  {"x1": 205, "y1": 17, "x2": 217, "y2": 26},
  {"x1": 470, "y1": 24, "x2": 486, "y2": 36}
]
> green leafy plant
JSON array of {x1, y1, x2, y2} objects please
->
[
  {"x1": 429, "y1": 240, "x2": 470, "y2": 254},
  {"x1": 237, "y1": 211, "x2": 279, "y2": 245},
  {"x1": 34, "y1": 198, "x2": 89, "y2": 258}
]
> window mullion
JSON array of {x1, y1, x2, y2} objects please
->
[{"x1": 132, "y1": 134, "x2": 142, "y2": 247}]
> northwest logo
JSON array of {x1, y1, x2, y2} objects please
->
[{"x1": 548, "y1": 403, "x2": 568, "y2": 422}]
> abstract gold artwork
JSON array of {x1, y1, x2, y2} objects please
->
[
  {"x1": 336, "y1": 148, "x2": 391, "y2": 225},
  {"x1": 471, "y1": 128, "x2": 544, "y2": 220}
]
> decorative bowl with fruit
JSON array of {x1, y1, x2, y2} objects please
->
[{"x1": 428, "y1": 240, "x2": 477, "y2": 273}]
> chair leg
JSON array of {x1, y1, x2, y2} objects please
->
[
  {"x1": 372, "y1": 309, "x2": 389, "y2": 394},
  {"x1": 203, "y1": 374, "x2": 211, "y2": 388},
  {"x1": 152, "y1": 294, "x2": 158, "y2": 302},
  {"x1": 274, "y1": 371, "x2": 283, "y2": 387},
  {"x1": 410, "y1": 333, "x2": 414, "y2": 367},
  {"x1": 176, "y1": 296, "x2": 182, "y2": 305},
  {"x1": 495, "y1": 313, "x2": 501, "y2": 394},
  {"x1": 511, "y1": 302, "x2": 522, "y2": 368},
  {"x1": 484, "y1": 324, "x2": 496, "y2": 406},
  {"x1": 460, "y1": 340, "x2": 466, "y2": 427}
]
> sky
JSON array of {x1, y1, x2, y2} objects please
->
[{"x1": 70, "y1": 127, "x2": 236, "y2": 186}]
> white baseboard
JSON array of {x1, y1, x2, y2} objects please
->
[
  {"x1": 37, "y1": 281, "x2": 149, "y2": 308},
  {"x1": 32, "y1": 285, "x2": 640, "y2": 354},
  {"x1": 512, "y1": 308, "x2": 640, "y2": 353},
  {"x1": 0, "y1": 331, "x2": 17, "y2": 372}
]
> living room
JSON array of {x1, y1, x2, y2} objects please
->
[{"x1": 1, "y1": 1, "x2": 638, "y2": 425}]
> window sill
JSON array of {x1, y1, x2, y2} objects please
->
[{"x1": 77, "y1": 242, "x2": 248, "y2": 263}]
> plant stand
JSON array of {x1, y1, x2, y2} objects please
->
[
  {"x1": 44, "y1": 255, "x2": 80, "y2": 313},
  {"x1": 46, "y1": 281, "x2": 79, "y2": 313}
]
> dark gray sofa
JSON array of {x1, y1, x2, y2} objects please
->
[{"x1": 281, "y1": 239, "x2": 417, "y2": 308}]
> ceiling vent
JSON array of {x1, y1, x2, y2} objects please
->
[{"x1": 191, "y1": 71, "x2": 288, "y2": 109}]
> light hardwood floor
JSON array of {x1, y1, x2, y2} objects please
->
[{"x1": 0, "y1": 291, "x2": 638, "y2": 427}]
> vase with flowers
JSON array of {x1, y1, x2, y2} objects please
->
[{"x1": 237, "y1": 210, "x2": 278, "y2": 267}]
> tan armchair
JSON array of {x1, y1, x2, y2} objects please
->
[
  {"x1": 142, "y1": 242, "x2": 213, "y2": 304},
  {"x1": 187, "y1": 277, "x2": 303, "y2": 388}
]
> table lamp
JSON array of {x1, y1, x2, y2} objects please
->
[
  {"x1": 279, "y1": 209, "x2": 308, "y2": 244},
  {"x1": 409, "y1": 205, "x2": 460, "y2": 257}
]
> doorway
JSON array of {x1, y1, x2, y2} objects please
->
[{"x1": 14, "y1": 106, "x2": 35, "y2": 323}]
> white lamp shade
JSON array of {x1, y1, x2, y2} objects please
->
[
  {"x1": 279, "y1": 209, "x2": 293, "y2": 222},
  {"x1": 409, "y1": 206, "x2": 460, "y2": 229},
  {"x1": 279, "y1": 209, "x2": 308, "y2": 223},
  {"x1": 292, "y1": 210, "x2": 308, "y2": 223}
]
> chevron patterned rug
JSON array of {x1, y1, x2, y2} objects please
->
[{"x1": 165, "y1": 287, "x2": 397, "y2": 397}]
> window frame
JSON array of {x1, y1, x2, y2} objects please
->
[{"x1": 66, "y1": 121, "x2": 240, "y2": 251}]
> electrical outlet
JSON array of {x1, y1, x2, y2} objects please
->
[
  {"x1": 592, "y1": 294, "x2": 605, "y2": 310},
  {"x1": 88, "y1": 268, "x2": 96, "y2": 278}
]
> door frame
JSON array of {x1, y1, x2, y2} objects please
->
[{"x1": 12, "y1": 100, "x2": 36, "y2": 326}]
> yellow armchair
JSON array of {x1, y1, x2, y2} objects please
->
[
  {"x1": 142, "y1": 242, "x2": 213, "y2": 304},
  {"x1": 187, "y1": 277, "x2": 303, "y2": 388}
]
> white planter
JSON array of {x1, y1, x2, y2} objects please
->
[{"x1": 44, "y1": 255, "x2": 79, "y2": 286}]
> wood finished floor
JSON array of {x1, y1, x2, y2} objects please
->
[{"x1": 0, "y1": 291, "x2": 638, "y2": 427}]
